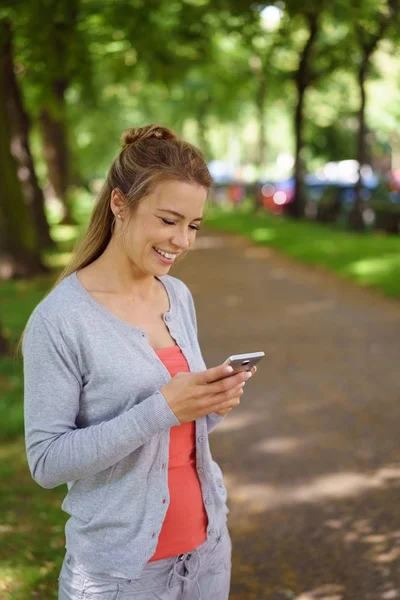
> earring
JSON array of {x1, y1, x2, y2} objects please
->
[{"x1": 116, "y1": 213, "x2": 121, "y2": 219}]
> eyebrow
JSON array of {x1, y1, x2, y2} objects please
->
[{"x1": 157, "y1": 209, "x2": 203, "y2": 222}]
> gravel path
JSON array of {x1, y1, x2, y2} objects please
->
[{"x1": 174, "y1": 229, "x2": 400, "y2": 600}]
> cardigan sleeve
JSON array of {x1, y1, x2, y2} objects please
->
[{"x1": 23, "y1": 310, "x2": 179, "y2": 489}]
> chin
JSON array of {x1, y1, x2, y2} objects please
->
[
  {"x1": 148, "y1": 263, "x2": 172, "y2": 277},
  {"x1": 157, "y1": 265, "x2": 173, "y2": 275}
]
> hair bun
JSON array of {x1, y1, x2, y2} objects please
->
[{"x1": 121, "y1": 124, "x2": 177, "y2": 149}]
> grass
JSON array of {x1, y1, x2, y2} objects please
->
[
  {"x1": 0, "y1": 439, "x2": 66, "y2": 599},
  {"x1": 205, "y1": 205, "x2": 400, "y2": 299},
  {"x1": 0, "y1": 210, "x2": 80, "y2": 598},
  {"x1": 0, "y1": 273, "x2": 65, "y2": 600}
]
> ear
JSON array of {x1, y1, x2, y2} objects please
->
[{"x1": 110, "y1": 189, "x2": 126, "y2": 218}]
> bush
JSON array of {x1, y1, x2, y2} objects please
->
[
  {"x1": 371, "y1": 186, "x2": 400, "y2": 234},
  {"x1": 316, "y1": 186, "x2": 341, "y2": 223}
]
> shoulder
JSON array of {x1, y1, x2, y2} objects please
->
[
  {"x1": 25, "y1": 273, "x2": 87, "y2": 335},
  {"x1": 159, "y1": 274, "x2": 194, "y2": 304}
]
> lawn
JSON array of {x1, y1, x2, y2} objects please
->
[
  {"x1": 0, "y1": 274, "x2": 65, "y2": 600},
  {"x1": 205, "y1": 206, "x2": 400, "y2": 299},
  {"x1": 0, "y1": 199, "x2": 86, "y2": 598}
]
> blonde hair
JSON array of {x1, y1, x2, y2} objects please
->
[
  {"x1": 17, "y1": 124, "x2": 211, "y2": 355},
  {"x1": 56, "y1": 124, "x2": 212, "y2": 284}
]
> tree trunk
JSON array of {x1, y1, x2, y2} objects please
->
[
  {"x1": 39, "y1": 95, "x2": 74, "y2": 223},
  {"x1": 0, "y1": 20, "x2": 46, "y2": 280},
  {"x1": 350, "y1": 0, "x2": 399, "y2": 230},
  {"x1": 289, "y1": 86, "x2": 306, "y2": 219},
  {"x1": 286, "y1": 12, "x2": 320, "y2": 220},
  {"x1": 255, "y1": 74, "x2": 267, "y2": 175},
  {"x1": 349, "y1": 60, "x2": 368, "y2": 231},
  {"x1": 0, "y1": 326, "x2": 8, "y2": 356},
  {"x1": 3, "y1": 20, "x2": 54, "y2": 249},
  {"x1": 197, "y1": 99, "x2": 212, "y2": 161},
  {"x1": 37, "y1": 0, "x2": 79, "y2": 224}
]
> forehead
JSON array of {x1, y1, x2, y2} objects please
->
[{"x1": 143, "y1": 180, "x2": 207, "y2": 216}]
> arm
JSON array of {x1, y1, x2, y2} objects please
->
[{"x1": 23, "y1": 311, "x2": 179, "y2": 489}]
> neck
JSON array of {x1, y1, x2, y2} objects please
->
[{"x1": 87, "y1": 238, "x2": 157, "y2": 298}]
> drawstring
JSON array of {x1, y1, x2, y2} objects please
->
[{"x1": 167, "y1": 550, "x2": 202, "y2": 600}]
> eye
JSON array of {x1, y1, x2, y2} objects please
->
[{"x1": 160, "y1": 217, "x2": 200, "y2": 231}]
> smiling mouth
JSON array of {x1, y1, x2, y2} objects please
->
[{"x1": 153, "y1": 247, "x2": 179, "y2": 261}]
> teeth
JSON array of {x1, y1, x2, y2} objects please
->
[{"x1": 155, "y1": 248, "x2": 176, "y2": 260}]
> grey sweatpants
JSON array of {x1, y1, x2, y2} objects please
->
[{"x1": 58, "y1": 526, "x2": 232, "y2": 599}]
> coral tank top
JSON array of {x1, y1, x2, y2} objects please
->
[{"x1": 148, "y1": 345, "x2": 208, "y2": 561}]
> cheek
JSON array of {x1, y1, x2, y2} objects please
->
[{"x1": 121, "y1": 226, "x2": 143, "y2": 257}]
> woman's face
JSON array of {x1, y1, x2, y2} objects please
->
[{"x1": 113, "y1": 180, "x2": 207, "y2": 277}]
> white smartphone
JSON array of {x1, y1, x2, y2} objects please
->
[{"x1": 223, "y1": 351, "x2": 265, "y2": 373}]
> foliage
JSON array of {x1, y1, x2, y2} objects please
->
[{"x1": 3, "y1": 0, "x2": 400, "y2": 183}]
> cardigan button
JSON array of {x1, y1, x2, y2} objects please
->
[{"x1": 198, "y1": 436, "x2": 205, "y2": 443}]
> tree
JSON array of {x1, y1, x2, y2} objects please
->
[
  {"x1": 213, "y1": 0, "x2": 325, "y2": 213},
  {"x1": 288, "y1": 8, "x2": 321, "y2": 218},
  {"x1": 349, "y1": 0, "x2": 400, "y2": 230},
  {"x1": 3, "y1": 19, "x2": 54, "y2": 248},
  {"x1": 0, "y1": 325, "x2": 7, "y2": 356},
  {"x1": 14, "y1": 0, "x2": 89, "y2": 222},
  {"x1": 0, "y1": 18, "x2": 46, "y2": 280}
]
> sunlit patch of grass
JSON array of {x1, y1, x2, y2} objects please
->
[
  {"x1": 251, "y1": 227, "x2": 277, "y2": 242},
  {"x1": 0, "y1": 439, "x2": 66, "y2": 599},
  {"x1": 345, "y1": 254, "x2": 400, "y2": 278}
]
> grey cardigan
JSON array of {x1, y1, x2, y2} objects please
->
[{"x1": 23, "y1": 272, "x2": 228, "y2": 579}]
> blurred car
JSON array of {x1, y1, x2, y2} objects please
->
[
  {"x1": 258, "y1": 177, "x2": 294, "y2": 214},
  {"x1": 259, "y1": 161, "x2": 380, "y2": 215}
]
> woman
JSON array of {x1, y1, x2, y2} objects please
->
[{"x1": 23, "y1": 124, "x2": 255, "y2": 600}]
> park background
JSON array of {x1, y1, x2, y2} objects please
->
[{"x1": 1, "y1": 0, "x2": 400, "y2": 598}]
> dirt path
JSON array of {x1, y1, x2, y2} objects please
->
[{"x1": 174, "y1": 229, "x2": 400, "y2": 600}]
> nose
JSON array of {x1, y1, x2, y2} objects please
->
[{"x1": 171, "y1": 232, "x2": 190, "y2": 250}]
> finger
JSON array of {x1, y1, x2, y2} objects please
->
[
  {"x1": 205, "y1": 370, "x2": 252, "y2": 397},
  {"x1": 214, "y1": 407, "x2": 233, "y2": 416},
  {"x1": 197, "y1": 384, "x2": 242, "y2": 413},
  {"x1": 250, "y1": 366, "x2": 257, "y2": 375},
  {"x1": 212, "y1": 385, "x2": 244, "y2": 407},
  {"x1": 215, "y1": 395, "x2": 241, "y2": 412},
  {"x1": 195, "y1": 364, "x2": 235, "y2": 385}
]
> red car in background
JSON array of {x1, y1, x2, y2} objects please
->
[{"x1": 258, "y1": 178, "x2": 295, "y2": 214}]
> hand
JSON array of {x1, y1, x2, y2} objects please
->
[
  {"x1": 160, "y1": 364, "x2": 252, "y2": 424},
  {"x1": 213, "y1": 366, "x2": 257, "y2": 416}
]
